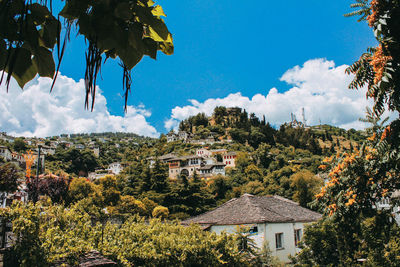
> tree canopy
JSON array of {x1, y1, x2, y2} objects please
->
[
  {"x1": 293, "y1": 1, "x2": 400, "y2": 265},
  {"x1": 0, "y1": 0, "x2": 173, "y2": 110}
]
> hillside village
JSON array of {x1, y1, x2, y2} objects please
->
[
  {"x1": 1, "y1": 0, "x2": 400, "y2": 265},
  {"x1": 1, "y1": 104, "x2": 400, "y2": 266},
  {"x1": 0, "y1": 107, "x2": 372, "y2": 261},
  {"x1": 0, "y1": 107, "x2": 367, "y2": 209}
]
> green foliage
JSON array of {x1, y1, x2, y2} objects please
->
[
  {"x1": 166, "y1": 176, "x2": 216, "y2": 218},
  {"x1": 47, "y1": 148, "x2": 99, "y2": 175},
  {"x1": 293, "y1": 111, "x2": 400, "y2": 265},
  {"x1": 37, "y1": 174, "x2": 69, "y2": 203},
  {"x1": 68, "y1": 177, "x2": 96, "y2": 203},
  {"x1": 96, "y1": 175, "x2": 121, "y2": 206},
  {"x1": 152, "y1": 205, "x2": 169, "y2": 219},
  {"x1": 291, "y1": 218, "x2": 340, "y2": 267},
  {"x1": 117, "y1": 195, "x2": 146, "y2": 217},
  {"x1": 0, "y1": 162, "x2": 20, "y2": 192},
  {"x1": 1, "y1": 201, "x2": 248, "y2": 267},
  {"x1": 290, "y1": 170, "x2": 323, "y2": 208},
  {"x1": 12, "y1": 138, "x2": 27, "y2": 153},
  {"x1": 0, "y1": 0, "x2": 173, "y2": 109},
  {"x1": 276, "y1": 125, "x2": 322, "y2": 154}
]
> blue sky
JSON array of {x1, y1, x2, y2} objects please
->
[{"x1": 0, "y1": 1, "x2": 381, "y2": 137}]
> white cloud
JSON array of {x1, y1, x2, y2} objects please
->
[
  {"x1": 165, "y1": 58, "x2": 396, "y2": 131},
  {"x1": 0, "y1": 75, "x2": 159, "y2": 137}
]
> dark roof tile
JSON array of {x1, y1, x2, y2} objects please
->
[{"x1": 182, "y1": 194, "x2": 321, "y2": 226}]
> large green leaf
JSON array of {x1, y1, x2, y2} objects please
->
[
  {"x1": 30, "y1": 3, "x2": 51, "y2": 25},
  {"x1": 114, "y1": 2, "x2": 133, "y2": 20},
  {"x1": 159, "y1": 41, "x2": 174, "y2": 55},
  {"x1": 135, "y1": 5, "x2": 170, "y2": 41},
  {"x1": 78, "y1": 15, "x2": 93, "y2": 37},
  {"x1": 151, "y1": 5, "x2": 166, "y2": 17},
  {"x1": 118, "y1": 46, "x2": 144, "y2": 69},
  {"x1": 32, "y1": 47, "x2": 55, "y2": 78},
  {"x1": 39, "y1": 19, "x2": 60, "y2": 49},
  {"x1": 143, "y1": 38, "x2": 157, "y2": 59},
  {"x1": 128, "y1": 24, "x2": 145, "y2": 52},
  {"x1": 7, "y1": 48, "x2": 38, "y2": 88}
]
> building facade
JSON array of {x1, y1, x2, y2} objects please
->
[
  {"x1": 223, "y1": 152, "x2": 237, "y2": 167},
  {"x1": 182, "y1": 194, "x2": 321, "y2": 263}
]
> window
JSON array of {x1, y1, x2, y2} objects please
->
[
  {"x1": 275, "y1": 233, "x2": 284, "y2": 249},
  {"x1": 249, "y1": 226, "x2": 258, "y2": 234},
  {"x1": 294, "y1": 229, "x2": 302, "y2": 247}
]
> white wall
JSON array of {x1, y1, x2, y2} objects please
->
[{"x1": 211, "y1": 222, "x2": 311, "y2": 263}]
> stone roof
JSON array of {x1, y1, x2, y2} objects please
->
[
  {"x1": 182, "y1": 194, "x2": 321, "y2": 226},
  {"x1": 166, "y1": 155, "x2": 203, "y2": 161},
  {"x1": 199, "y1": 163, "x2": 226, "y2": 170},
  {"x1": 158, "y1": 153, "x2": 177, "y2": 160}
]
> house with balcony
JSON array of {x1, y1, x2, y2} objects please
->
[
  {"x1": 167, "y1": 155, "x2": 204, "y2": 179},
  {"x1": 198, "y1": 163, "x2": 226, "y2": 179},
  {"x1": 166, "y1": 154, "x2": 227, "y2": 179}
]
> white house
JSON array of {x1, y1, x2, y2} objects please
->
[
  {"x1": 223, "y1": 152, "x2": 237, "y2": 167},
  {"x1": 198, "y1": 163, "x2": 225, "y2": 179},
  {"x1": 108, "y1": 162, "x2": 124, "y2": 175},
  {"x1": 196, "y1": 148, "x2": 211, "y2": 158},
  {"x1": 182, "y1": 194, "x2": 321, "y2": 263},
  {"x1": 166, "y1": 132, "x2": 179, "y2": 143},
  {"x1": 38, "y1": 146, "x2": 55, "y2": 155},
  {"x1": 167, "y1": 154, "x2": 227, "y2": 179},
  {"x1": 0, "y1": 146, "x2": 12, "y2": 161}
]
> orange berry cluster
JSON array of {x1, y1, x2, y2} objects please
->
[
  {"x1": 370, "y1": 44, "x2": 392, "y2": 85},
  {"x1": 381, "y1": 125, "x2": 391, "y2": 140},
  {"x1": 345, "y1": 190, "x2": 357, "y2": 206},
  {"x1": 367, "y1": 0, "x2": 381, "y2": 27},
  {"x1": 327, "y1": 203, "x2": 337, "y2": 216}
]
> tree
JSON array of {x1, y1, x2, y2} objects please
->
[
  {"x1": 213, "y1": 106, "x2": 227, "y2": 125},
  {"x1": 292, "y1": 218, "x2": 340, "y2": 266},
  {"x1": 150, "y1": 160, "x2": 168, "y2": 193},
  {"x1": 345, "y1": 0, "x2": 400, "y2": 138},
  {"x1": 12, "y1": 138, "x2": 27, "y2": 153},
  {"x1": 0, "y1": 162, "x2": 20, "y2": 193},
  {"x1": 68, "y1": 177, "x2": 95, "y2": 203},
  {"x1": 38, "y1": 174, "x2": 69, "y2": 203},
  {"x1": 152, "y1": 205, "x2": 169, "y2": 219},
  {"x1": 0, "y1": 0, "x2": 173, "y2": 110},
  {"x1": 290, "y1": 170, "x2": 323, "y2": 208},
  {"x1": 117, "y1": 195, "x2": 146, "y2": 217},
  {"x1": 54, "y1": 148, "x2": 98, "y2": 176},
  {"x1": 2, "y1": 201, "x2": 248, "y2": 266},
  {"x1": 296, "y1": 2, "x2": 400, "y2": 264},
  {"x1": 96, "y1": 175, "x2": 121, "y2": 206}
]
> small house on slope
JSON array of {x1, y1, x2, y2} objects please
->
[{"x1": 181, "y1": 193, "x2": 321, "y2": 263}]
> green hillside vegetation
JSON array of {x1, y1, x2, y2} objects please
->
[
  {"x1": 0, "y1": 107, "x2": 368, "y2": 265},
  {"x1": 0, "y1": 107, "x2": 367, "y2": 221},
  {"x1": 10, "y1": 106, "x2": 360, "y2": 221}
]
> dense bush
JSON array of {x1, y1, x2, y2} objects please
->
[{"x1": 1, "y1": 201, "x2": 249, "y2": 267}]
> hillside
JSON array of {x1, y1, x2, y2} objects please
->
[{"x1": 0, "y1": 107, "x2": 366, "y2": 219}]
